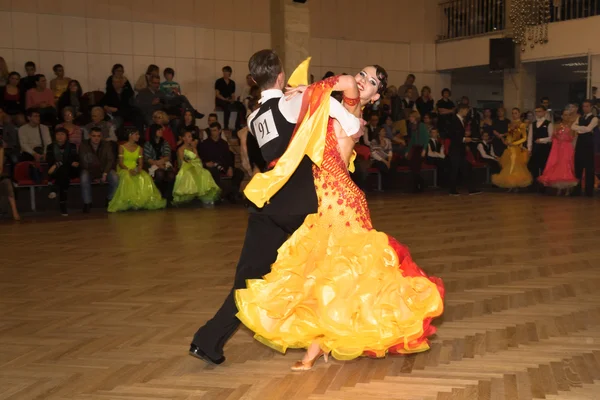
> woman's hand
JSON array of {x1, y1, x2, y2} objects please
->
[{"x1": 284, "y1": 85, "x2": 307, "y2": 100}]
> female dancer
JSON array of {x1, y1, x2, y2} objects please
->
[
  {"x1": 538, "y1": 109, "x2": 578, "y2": 195},
  {"x1": 491, "y1": 107, "x2": 532, "y2": 191},
  {"x1": 172, "y1": 130, "x2": 220, "y2": 205},
  {"x1": 236, "y1": 64, "x2": 444, "y2": 370},
  {"x1": 108, "y1": 129, "x2": 166, "y2": 212}
]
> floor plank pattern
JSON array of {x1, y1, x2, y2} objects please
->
[{"x1": 2, "y1": 192, "x2": 600, "y2": 399}]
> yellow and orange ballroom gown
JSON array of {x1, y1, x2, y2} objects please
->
[
  {"x1": 491, "y1": 122, "x2": 533, "y2": 188},
  {"x1": 235, "y1": 75, "x2": 445, "y2": 361}
]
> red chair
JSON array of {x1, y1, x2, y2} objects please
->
[
  {"x1": 14, "y1": 162, "x2": 49, "y2": 211},
  {"x1": 354, "y1": 144, "x2": 370, "y2": 161}
]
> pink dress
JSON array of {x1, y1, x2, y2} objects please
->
[{"x1": 538, "y1": 124, "x2": 578, "y2": 189}]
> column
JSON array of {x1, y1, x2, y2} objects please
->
[{"x1": 270, "y1": 0, "x2": 310, "y2": 77}]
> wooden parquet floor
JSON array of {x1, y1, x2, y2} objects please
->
[{"x1": 2, "y1": 192, "x2": 600, "y2": 400}]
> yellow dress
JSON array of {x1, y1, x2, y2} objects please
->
[
  {"x1": 235, "y1": 69, "x2": 444, "y2": 361},
  {"x1": 491, "y1": 122, "x2": 533, "y2": 188}
]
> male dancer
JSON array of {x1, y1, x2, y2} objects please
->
[
  {"x1": 448, "y1": 104, "x2": 481, "y2": 196},
  {"x1": 527, "y1": 105, "x2": 552, "y2": 190},
  {"x1": 189, "y1": 50, "x2": 362, "y2": 365},
  {"x1": 571, "y1": 99, "x2": 598, "y2": 197}
]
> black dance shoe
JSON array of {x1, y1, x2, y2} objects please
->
[{"x1": 188, "y1": 344, "x2": 225, "y2": 365}]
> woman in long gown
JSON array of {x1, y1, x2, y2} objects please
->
[
  {"x1": 172, "y1": 130, "x2": 220, "y2": 205},
  {"x1": 108, "y1": 129, "x2": 166, "y2": 212},
  {"x1": 538, "y1": 109, "x2": 579, "y2": 195},
  {"x1": 491, "y1": 107, "x2": 533, "y2": 191},
  {"x1": 235, "y1": 63, "x2": 445, "y2": 371}
]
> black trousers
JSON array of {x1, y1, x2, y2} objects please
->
[
  {"x1": 528, "y1": 144, "x2": 551, "y2": 184},
  {"x1": 574, "y1": 135, "x2": 595, "y2": 197},
  {"x1": 449, "y1": 150, "x2": 476, "y2": 193},
  {"x1": 191, "y1": 212, "x2": 308, "y2": 360},
  {"x1": 207, "y1": 166, "x2": 244, "y2": 194}
]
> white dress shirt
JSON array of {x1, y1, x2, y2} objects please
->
[
  {"x1": 527, "y1": 118, "x2": 554, "y2": 150},
  {"x1": 571, "y1": 113, "x2": 599, "y2": 134},
  {"x1": 477, "y1": 142, "x2": 497, "y2": 160},
  {"x1": 427, "y1": 139, "x2": 445, "y2": 159},
  {"x1": 247, "y1": 89, "x2": 361, "y2": 137}
]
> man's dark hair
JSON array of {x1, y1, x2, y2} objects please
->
[
  {"x1": 248, "y1": 50, "x2": 283, "y2": 90},
  {"x1": 26, "y1": 107, "x2": 40, "y2": 118},
  {"x1": 407, "y1": 73, "x2": 416, "y2": 80},
  {"x1": 535, "y1": 104, "x2": 547, "y2": 111},
  {"x1": 209, "y1": 122, "x2": 222, "y2": 130},
  {"x1": 25, "y1": 61, "x2": 36, "y2": 69},
  {"x1": 540, "y1": 96, "x2": 550, "y2": 102},
  {"x1": 442, "y1": 88, "x2": 451, "y2": 96},
  {"x1": 54, "y1": 127, "x2": 69, "y2": 136},
  {"x1": 457, "y1": 104, "x2": 470, "y2": 113},
  {"x1": 582, "y1": 99, "x2": 594, "y2": 107},
  {"x1": 149, "y1": 74, "x2": 160, "y2": 82},
  {"x1": 34, "y1": 74, "x2": 45, "y2": 82},
  {"x1": 222, "y1": 65, "x2": 232, "y2": 73},
  {"x1": 53, "y1": 64, "x2": 63, "y2": 72},
  {"x1": 90, "y1": 126, "x2": 102, "y2": 134},
  {"x1": 164, "y1": 67, "x2": 175, "y2": 77},
  {"x1": 323, "y1": 71, "x2": 335, "y2": 79},
  {"x1": 208, "y1": 113, "x2": 218, "y2": 119},
  {"x1": 112, "y1": 64, "x2": 124, "y2": 74}
]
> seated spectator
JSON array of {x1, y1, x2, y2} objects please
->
[
  {"x1": 416, "y1": 86, "x2": 434, "y2": 118},
  {"x1": 1, "y1": 72, "x2": 25, "y2": 122},
  {"x1": 145, "y1": 110, "x2": 177, "y2": 151},
  {"x1": 79, "y1": 126, "x2": 118, "y2": 213},
  {"x1": 214, "y1": 66, "x2": 246, "y2": 130},
  {"x1": 401, "y1": 88, "x2": 417, "y2": 120},
  {"x1": 57, "y1": 80, "x2": 89, "y2": 125},
  {"x1": 173, "y1": 130, "x2": 220, "y2": 206},
  {"x1": 136, "y1": 75, "x2": 165, "y2": 127},
  {"x1": 46, "y1": 127, "x2": 79, "y2": 216},
  {"x1": 398, "y1": 74, "x2": 418, "y2": 102},
  {"x1": 144, "y1": 124, "x2": 175, "y2": 203},
  {"x1": 55, "y1": 107, "x2": 83, "y2": 149},
  {"x1": 0, "y1": 134, "x2": 19, "y2": 220},
  {"x1": 200, "y1": 113, "x2": 227, "y2": 141},
  {"x1": 84, "y1": 107, "x2": 117, "y2": 142},
  {"x1": 50, "y1": 64, "x2": 71, "y2": 103},
  {"x1": 199, "y1": 122, "x2": 244, "y2": 203},
  {"x1": 362, "y1": 114, "x2": 379, "y2": 146},
  {"x1": 405, "y1": 111, "x2": 430, "y2": 192},
  {"x1": 100, "y1": 76, "x2": 136, "y2": 130},
  {"x1": 382, "y1": 115, "x2": 395, "y2": 140},
  {"x1": 177, "y1": 109, "x2": 201, "y2": 146},
  {"x1": 18, "y1": 108, "x2": 52, "y2": 162},
  {"x1": 135, "y1": 64, "x2": 159, "y2": 92},
  {"x1": 19, "y1": 61, "x2": 37, "y2": 101},
  {"x1": 105, "y1": 64, "x2": 133, "y2": 94},
  {"x1": 436, "y1": 88, "x2": 455, "y2": 138},
  {"x1": 243, "y1": 85, "x2": 260, "y2": 115},
  {"x1": 160, "y1": 67, "x2": 203, "y2": 119},
  {"x1": 238, "y1": 73, "x2": 255, "y2": 105},
  {"x1": 369, "y1": 126, "x2": 393, "y2": 190},
  {"x1": 0, "y1": 107, "x2": 19, "y2": 165},
  {"x1": 477, "y1": 131, "x2": 500, "y2": 174},
  {"x1": 426, "y1": 128, "x2": 446, "y2": 184},
  {"x1": 107, "y1": 128, "x2": 166, "y2": 212},
  {"x1": 26, "y1": 74, "x2": 57, "y2": 125}
]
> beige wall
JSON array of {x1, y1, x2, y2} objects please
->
[{"x1": 0, "y1": 0, "x2": 442, "y2": 115}]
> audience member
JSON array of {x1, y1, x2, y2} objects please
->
[
  {"x1": 18, "y1": 108, "x2": 52, "y2": 162},
  {"x1": 214, "y1": 66, "x2": 245, "y2": 130},
  {"x1": 405, "y1": 111, "x2": 430, "y2": 192},
  {"x1": 477, "y1": 131, "x2": 500, "y2": 174},
  {"x1": 144, "y1": 124, "x2": 175, "y2": 203},
  {"x1": 136, "y1": 75, "x2": 165, "y2": 126},
  {"x1": 436, "y1": 88, "x2": 455, "y2": 138},
  {"x1": 105, "y1": 64, "x2": 133, "y2": 93},
  {"x1": 108, "y1": 128, "x2": 166, "y2": 212},
  {"x1": 0, "y1": 57, "x2": 8, "y2": 87},
  {"x1": 460, "y1": 96, "x2": 481, "y2": 139},
  {"x1": 481, "y1": 108, "x2": 494, "y2": 140},
  {"x1": 55, "y1": 107, "x2": 83, "y2": 149},
  {"x1": 160, "y1": 67, "x2": 204, "y2": 119},
  {"x1": 84, "y1": 107, "x2": 117, "y2": 143},
  {"x1": 145, "y1": 110, "x2": 177, "y2": 151},
  {"x1": 50, "y1": 64, "x2": 71, "y2": 102},
  {"x1": 1, "y1": 72, "x2": 24, "y2": 121},
  {"x1": 0, "y1": 135, "x2": 19, "y2": 220},
  {"x1": 79, "y1": 126, "x2": 118, "y2": 213},
  {"x1": 426, "y1": 128, "x2": 446, "y2": 180},
  {"x1": 382, "y1": 115, "x2": 395, "y2": 140},
  {"x1": 20, "y1": 61, "x2": 37, "y2": 98},
  {"x1": 398, "y1": 74, "x2": 418, "y2": 102},
  {"x1": 135, "y1": 64, "x2": 159, "y2": 92},
  {"x1": 492, "y1": 106, "x2": 509, "y2": 156},
  {"x1": 238, "y1": 74, "x2": 255, "y2": 105},
  {"x1": 363, "y1": 114, "x2": 379, "y2": 145},
  {"x1": 401, "y1": 88, "x2": 417, "y2": 120},
  {"x1": 541, "y1": 96, "x2": 554, "y2": 123},
  {"x1": 100, "y1": 75, "x2": 136, "y2": 130},
  {"x1": 0, "y1": 107, "x2": 19, "y2": 165},
  {"x1": 26, "y1": 74, "x2": 57, "y2": 125},
  {"x1": 57, "y1": 80, "x2": 88, "y2": 125},
  {"x1": 177, "y1": 109, "x2": 201, "y2": 145},
  {"x1": 448, "y1": 104, "x2": 479, "y2": 195},
  {"x1": 199, "y1": 122, "x2": 244, "y2": 203},
  {"x1": 201, "y1": 113, "x2": 227, "y2": 141},
  {"x1": 46, "y1": 127, "x2": 79, "y2": 216},
  {"x1": 369, "y1": 126, "x2": 393, "y2": 190},
  {"x1": 416, "y1": 86, "x2": 434, "y2": 118}
]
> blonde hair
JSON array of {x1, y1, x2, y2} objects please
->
[
  {"x1": 409, "y1": 110, "x2": 421, "y2": 121},
  {"x1": 152, "y1": 110, "x2": 169, "y2": 125}
]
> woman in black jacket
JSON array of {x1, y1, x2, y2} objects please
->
[
  {"x1": 57, "y1": 80, "x2": 89, "y2": 125},
  {"x1": 46, "y1": 127, "x2": 79, "y2": 216}
]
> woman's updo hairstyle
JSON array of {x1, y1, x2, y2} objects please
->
[{"x1": 373, "y1": 65, "x2": 388, "y2": 95}]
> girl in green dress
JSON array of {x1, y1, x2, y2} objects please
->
[
  {"x1": 173, "y1": 130, "x2": 220, "y2": 206},
  {"x1": 108, "y1": 129, "x2": 167, "y2": 212}
]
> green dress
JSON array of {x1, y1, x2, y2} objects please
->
[
  {"x1": 173, "y1": 148, "x2": 221, "y2": 204},
  {"x1": 108, "y1": 145, "x2": 167, "y2": 212}
]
